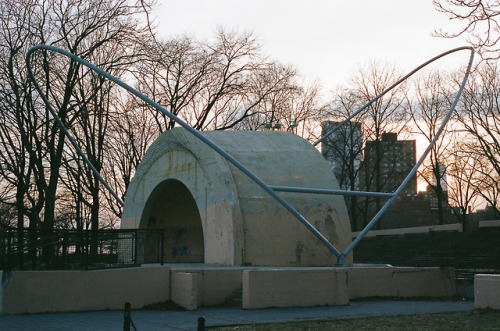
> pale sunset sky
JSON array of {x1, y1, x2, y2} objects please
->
[
  {"x1": 153, "y1": 1, "x2": 474, "y2": 194},
  {"x1": 153, "y1": 0, "x2": 469, "y2": 90}
]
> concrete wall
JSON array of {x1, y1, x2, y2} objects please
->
[
  {"x1": 122, "y1": 128, "x2": 352, "y2": 266},
  {"x1": 171, "y1": 272, "x2": 199, "y2": 311},
  {"x1": 1, "y1": 266, "x2": 170, "y2": 314},
  {"x1": 170, "y1": 269, "x2": 242, "y2": 310},
  {"x1": 242, "y1": 269, "x2": 349, "y2": 309},
  {"x1": 347, "y1": 266, "x2": 456, "y2": 299},
  {"x1": 352, "y1": 223, "x2": 463, "y2": 238},
  {"x1": 240, "y1": 266, "x2": 456, "y2": 309},
  {"x1": 209, "y1": 131, "x2": 352, "y2": 266},
  {"x1": 199, "y1": 269, "x2": 242, "y2": 306},
  {"x1": 1, "y1": 265, "x2": 458, "y2": 313},
  {"x1": 475, "y1": 274, "x2": 500, "y2": 309},
  {"x1": 479, "y1": 220, "x2": 500, "y2": 228}
]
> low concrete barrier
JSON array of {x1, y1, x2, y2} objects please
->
[
  {"x1": 0, "y1": 265, "x2": 458, "y2": 313},
  {"x1": 170, "y1": 269, "x2": 242, "y2": 310},
  {"x1": 199, "y1": 269, "x2": 241, "y2": 306},
  {"x1": 1, "y1": 266, "x2": 170, "y2": 314},
  {"x1": 242, "y1": 268, "x2": 349, "y2": 309},
  {"x1": 475, "y1": 274, "x2": 500, "y2": 310},
  {"x1": 347, "y1": 266, "x2": 456, "y2": 299},
  {"x1": 352, "y1": 223, "x2": 463, "y2": 238},
  {"x1": 241, "y1": 266, "x2": 455, "y2": 309},
  {"x1": 171, "y1": 272, "x2": 199, "y2": 311}
]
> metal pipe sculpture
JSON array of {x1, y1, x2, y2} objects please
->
[{"x1": 26, "y1": 45, "x2": 474, "y2": 265}]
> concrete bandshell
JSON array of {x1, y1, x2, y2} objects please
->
[{"x1": 121, "y1": 128, "x2": 352, "y2": 266}]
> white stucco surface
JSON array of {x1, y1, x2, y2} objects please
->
[{"x1": 121, "y1": 128, "x2": 352, "y2": 266}]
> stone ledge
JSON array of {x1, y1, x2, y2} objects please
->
[
  {"x1": 1, "y1": 266, "x2": 170, "y2": 314},
  {"x1": 242, "y1": 269, "x2": 349, "y2": 309},
  {"x1": 475, "y1": 274, "x2": 500, "y2": 310},
  {"x1": 347, "y1": 266, "x2": 456, "y2": 299}
]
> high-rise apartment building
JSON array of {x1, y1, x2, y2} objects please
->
[
  {"x1": 360, "y1": 132, "x2": 417, "y2": 195},
  {"x1": 321, "y1": 125, "x2": 451, "y2": 230}
]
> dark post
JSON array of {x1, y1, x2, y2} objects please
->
[
  {"x1": 160, "y1": 230, "x2": 164, "y2": 265},
  {"x1": 61, "y1": 233, "x2": 67, "y2": 269},
  {"x1": 15, "y1": 228, "x2": 24, "y2": 270},
  {"x1": 197, "y1": 316, "x2": 206, "y2": 331},
  {"x1": 134, "y1": 230, "x2": 138, "y2": 264},
  {"x1": 84, "y1": 230, "x2": 89, "y2": 270},
  {"x1": 124, "y1": 302, "x2": 131, "y2": 331},
  {"x1": 7, "y1": 229, "x2": 12, "y2": 269}
]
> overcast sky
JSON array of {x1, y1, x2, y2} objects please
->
[{"x1": 153, "y1": 0, "x2": 469, "y2": 91}]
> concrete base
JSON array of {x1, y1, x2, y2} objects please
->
[
  {"x1": 0, "y1": 266, "x2": 170, "y2": 314},
  {"x1": 347, "y1": 265, "x2": 456, "y2": 299},
  {"x1": 166, "y1": 264, "x2": 456, "y2": 310},
  {"x1": 243, "y1": 268, "x2": 349, "y2": 309},
  {"x1": 474, "y1": 274, "x2": 500, "y2": 310},
  {"x1": 1, "y1": 264, "x2": 457, "y2": 313},
  {"x1": 171, "y1": 272, "x2": 199, "y2": 311},
  {"x1": 170, "y1": 269, "x2": 241, "y2": 310}
]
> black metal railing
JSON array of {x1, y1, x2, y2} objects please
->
[
  {"x1": 0, "y1": 228, "x2": 164, "y2": 271},
  {"x1": 353, "y1": 227, "x2": 500, "y2": 284}
]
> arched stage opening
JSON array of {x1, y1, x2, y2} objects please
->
[{"x1": 140, "y1": 179, "x2": 204, "y2": 263}]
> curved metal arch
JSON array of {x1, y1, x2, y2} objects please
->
[
  {"x1": 26, "y1": 45, "x2": 474, "y2": 265},
  {"x1": 314, "y1": 46, "x2": 474, "y2": 147},
  {"x1": 26, "y1": 44, "x2": 342, "y2": 258},
  {"x1": 321, "y1": 46, "x2": 475, "y2": 264}
]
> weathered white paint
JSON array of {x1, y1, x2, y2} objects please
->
[{"x1": 121, "y1": 128, "x2": 352, "y2": 266}]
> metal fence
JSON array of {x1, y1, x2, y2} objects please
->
[
  {"x1": 0, "y1": 228, "x2": 164, "y2": 271},
  {"x1": 353, "y1": 227, "x2": 500, "y2": 284}
]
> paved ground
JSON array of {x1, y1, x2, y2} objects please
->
[{"x1": 0, "y1": 300, "x2": 474, "y2": 330}]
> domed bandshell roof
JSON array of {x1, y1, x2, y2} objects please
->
[{"x1": 121, "y1": 128, "x2": 352, "y2": 266}]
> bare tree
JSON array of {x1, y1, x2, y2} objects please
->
[
  {"x1": 473, "y1": 144, "x2": 500, "y2": 218},
  {"x1": 0, "y1": 186, "x2": 17, "y2": 228},
  {"x1": 408, "y1": 71, "x2": 454, "y2": 224},
  {"x1": 234, "y1": 71, "x2": 323, "y2": 140},
  {"x1": 102, "y1": 96, "x2": 160, "y2": 219},
  {"x1": 133, "y1": 35, "x2": 211, "y2": 131},
  {"x1": 452, "y1": 61, "x2": 500, "y2": 216},
  {"x1": 133, "y1": 29, "x2": 307, "y2": 133},
  {"x1": 348, "y1": 61, "x2": 410, "y2": 228},
  {"x1": 447, "y1": 140, "x2": 481, "y2": 229},
  {"x1": 0, "y1": 0, "x2": 154, "y2": 266},
  {"x1": 434, "y1": 0, "x2": 500, "y2": 59},
  {"x1": 321, "y1": 61, "x2": 412, "y2": 230},
  {"x1": 322, "y1": 89, "x2": 365, "y2": 231},
  {"x1": 0, "y1": 0, "x2": 46, "y2": 264}
]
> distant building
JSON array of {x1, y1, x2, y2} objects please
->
[
  {"x1": 360, "y1": 132, "x2": 417, "y2": 195},
  {"x1": 433, "y1": 162, "x2": 448, "y2": 192},
  {"x1": 420, "y1": 184, "x2": 450, "y2": 211},
  {"x1": 322, "y1": 126, "x2": 456, "y2": 230},
  {"x1": 356, "y1": 132, "x2": 418, "y2": 230},
  {"x1": 321, "y1": 121, "x2": 363, "y2": 190}
]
